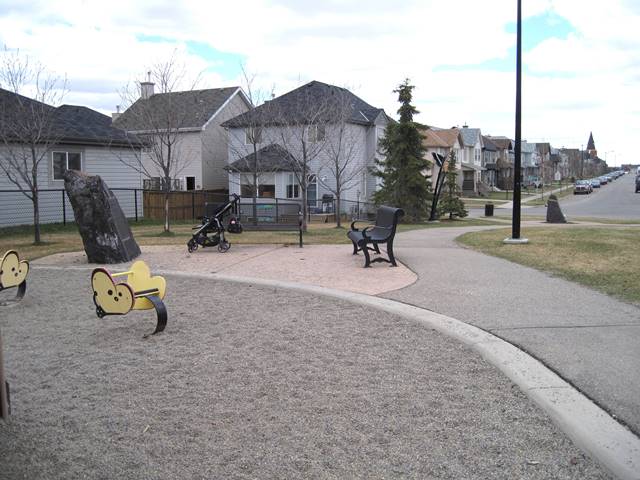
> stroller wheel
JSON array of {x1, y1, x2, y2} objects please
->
[
  {"x1": 187, "y1": 239, "x2": 198, "y2": 253},
  {"x1": 218, "y1": 240, "x2": 230, "y2": 253}
]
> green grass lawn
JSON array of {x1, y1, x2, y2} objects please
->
[
  {"x1": 0, "y1": 217, "x2": 505, "y2": 261},
  {"x1": 457, "y1": 227, "x2": 640, "y2": 305},
  {"x1": 525, "y1": 184, "x2": 574, "y2": 206}
]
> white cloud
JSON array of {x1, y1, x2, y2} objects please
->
[{"x1": 0, "y1": 0, "x2": 637, "y2": 165}]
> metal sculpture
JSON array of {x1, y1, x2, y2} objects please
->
[
  {"x1": 428, "y1": 152, "x2": 447, "y2": 222},
  {"x1": 0, "y1": 250, "x2": 29, "y2": 305},
  {"x1": 91, "y1": 260, "x2": 167, "y2": 337}
]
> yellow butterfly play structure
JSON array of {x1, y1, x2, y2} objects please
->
[
  {"x1": 0, "y1": 249, "x2": 30, "y2": 420},
  {"x1": 91, "y1": 260, "x2": 167, "y2": 337},
  {"x1": 0, "y1": 250, "x2": 29, "y2": 305}
]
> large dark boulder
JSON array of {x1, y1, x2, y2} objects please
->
[
  {"x1": 546, "y1": 194, "x2": 567, "y2": 224},
  {"x1": 63, "y1": 170, "x2": 141, "y2": 263}
]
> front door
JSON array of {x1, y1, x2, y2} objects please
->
[
  {"x1": 307, "y1": 174, "x2": 317, "y2": 212},
  {"x1": 462, "y1": 171, "x2": 474, "y2": 192}
]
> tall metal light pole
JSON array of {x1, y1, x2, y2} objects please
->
[{"x1": 505, "y1": 0, "x2": 528, "y2": 244}]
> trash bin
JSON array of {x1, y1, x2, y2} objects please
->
[{"x1": 484, "y1": 203, "x2": 494, "y2": 217}]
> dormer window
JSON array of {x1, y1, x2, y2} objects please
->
[
  {"x1": 245, "y1": 127, "x2": 262, "y2": 145},
  {"x1": 308, "y1": 124, "x2": 325, "y2": 143}
]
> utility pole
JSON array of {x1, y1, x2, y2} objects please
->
[{"x1": 504, "y1": 0, "x2": 528, "y2": 244}]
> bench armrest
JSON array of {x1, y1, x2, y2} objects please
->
[
  {"x1": 350, "y1": 220, "x2": 359, "y2": 232},
  {"x1": 361, "y1": 226, "x2": 372, "y2": 240}
]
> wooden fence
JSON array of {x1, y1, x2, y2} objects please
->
[{"x1": 143, "y1": 190, "x2": 229, "y2": 221}]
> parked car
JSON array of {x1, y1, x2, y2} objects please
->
[
  {"x1": 574, "y1": 180, "x2": 592, "y2": 194},
  {"x1": 599, "y1": 176, "x2": 608, "y2": 185},
  {"x1": 590, "y1": 178, "x2": 601, "y2": 188},
  {"x1": 635, "y1": 175, "x2": 640, "y2": 193}
]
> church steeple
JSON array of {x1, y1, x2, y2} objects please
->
[{"x1": 587, "y1": 132, "x2": 597, "y2": 158}]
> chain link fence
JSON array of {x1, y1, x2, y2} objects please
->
[
  {"x1": 0, "y1": 188, "x2": 378, "y2": 229},
  {"x1": 0, "y1": 188, "x2": 142, "y2": 228}
]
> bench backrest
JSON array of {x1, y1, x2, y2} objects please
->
[{"x1": 368, "y1": 206, "x2": 404, "y2": 241}]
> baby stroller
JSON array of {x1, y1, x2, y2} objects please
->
[{"x1": 187, "y1": 194, "x2": 243, "y2": 253}]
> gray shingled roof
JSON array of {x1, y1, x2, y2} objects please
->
[
  {"x1": 114, "y1": 87, "x2": 240, "y2": 131},
  {"x1": 226, "y1": 144, "x2": 300, "y2": 172},
  {"x1": 222, "y1": 81, "x2": 387, "y2": 128},
  {"x1": 486, "y1": 136, "x2": 513, "y2": 150},
  {"x1": 459, "y1": 127, "x2": 481, "y2": 147},
  {"x1": 521, "y1": 142, "x2": 536, "y2": 153},
  {"x1": 482, "y1": 135, "x2": 498, "y2": 152},
  {"x1": 0, "y1": 87, "x2": 141, "y2": 147}
]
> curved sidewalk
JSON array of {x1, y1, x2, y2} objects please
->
[{"x1": 385, "y1": 226, "x2": 640, "y2": 477}]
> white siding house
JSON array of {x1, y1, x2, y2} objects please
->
[
  {"x1": 0, "y1": 90, "x2": 144, "y2": 226},
  {"x1": 222, "y1": 81, "x2": 390, "y2": 216},
  {"x1": 114, "y1": 85, "x2": 251, "y2": 192}
]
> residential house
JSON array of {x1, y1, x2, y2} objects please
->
[
  {"x1": 222, "y1": 81, "x2": 390, "y2": 215},
  {"x1": 485, "y1": 136, "x2": 514, "y2": 190},
  {"x1": 535, "y1": 142, "x2": 552, "y2": 183},
  {"x1": 114, "y1": 83, "x2": 251, "y2": 191},
  {"x1": 549, "y1": 147, "x2": 567, "y2": 180},
  {"x1": 458, "y1": 125, "x2": 484, "y2": 194},
  {"x1": 0, "y1": 87, "x2": 143, "y2": 226},
  {"x1": 481, "y1": 136, "x2": 499, "y2": 187},
  {"x1": 521, "y1": 141, "x2": 537, "y2": 183},
  {"x1": 421, "y1": 127, "x2": 464, "y2": 191}
]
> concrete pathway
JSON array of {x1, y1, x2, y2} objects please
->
[{"x1": 385, "y1": 226, "x2": 640, "y2": 441}]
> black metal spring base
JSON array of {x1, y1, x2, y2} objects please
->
[
  {"x1": 0, "y1": 281, "x2": 27, "y2": 306},
  {"x1": 94, "y1": 294, "x2": 167, "y2": 338}
]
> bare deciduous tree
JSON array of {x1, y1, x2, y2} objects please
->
[
  {"x1": 115, "y1": 54, "x2": 202, "y2": 233},
  {"x1": 274, "y1": 93, "x2": 329, "y2": 231},
  {"x1": 0, "y1": 48, "x2": 67, "y2": 243},
  {"x1": 222, "y1": 66, "x2": 278, "y2": 223},
  {"x1": 318, "y1": 89, "x2": 367, "y2": 228}
]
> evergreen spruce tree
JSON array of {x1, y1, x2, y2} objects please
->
[
  {"x1": 373, "y1": 79, "x2": 432, "y2": 222},
  {"x1": 437, "y1": 149, "x2": 468, "y2": 220}
]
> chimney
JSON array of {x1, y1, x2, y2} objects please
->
[
  {"x1": 111, "y1": 105, "x2": 121, "y2": 122},
  {"x1": 140, "y1": 81, "x2": 155, "y2": 99},
  {"x1": 140, "y1": 72, "x2": 155, "y2": 99}
]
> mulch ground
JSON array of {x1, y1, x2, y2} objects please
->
[{"x1": 0, "y1": 268, "x2": 609, "y2": 479}]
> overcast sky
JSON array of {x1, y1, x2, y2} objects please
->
[{"x1": 1, "y1": 0, "x2": 638, "y2": 166}]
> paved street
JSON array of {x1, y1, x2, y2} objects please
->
[
  {"x1": 493, "y1": 172, "x2": 640, "y2": 220},
  {"x1": 385, "y1": 225, "x2": 640, "y2": 438}
]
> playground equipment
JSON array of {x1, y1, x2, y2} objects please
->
[
  {"x1": 0, "y1": 250, "x2": 29, "y2": 420},
  {"x1": 0, "y1": 250, "x2": 29, "y2": 305},
  {"x1": 91, "y1": 260, "x2": 167, "y2": 337}
]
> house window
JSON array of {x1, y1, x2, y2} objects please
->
[
  {"x1": 185, "y1": 176, "x2": 196, "y2": 191},
  {"x1": 308, "y1": 125, "x2": 325, "y2": 143},
  {"x1": 52, "y1": 151, "x2": 82, "y2": 180},
  {"x1": 244, "y1": 127, "x2": 262, "y2": 145},
  {"x1": 240, "y1": 173, "x2": 275, "y2": 198},
  {"x1": 240, "y1": 174, "x2": 256, "y2": 197},
  {"x1": 258, "y1": 173, "x2": 275, "y2": 198},
  {"x1": 286, "y1": 173, "x2": 300, "y2": 198},
  {"x1": 475, "y1": 148, "x2": 481, "y2": 164}
]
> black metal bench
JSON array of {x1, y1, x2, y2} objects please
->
[{"x1": 347, "y1": 206, "x2": 404, "y2": 268}]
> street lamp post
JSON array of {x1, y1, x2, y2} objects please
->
[{"x1": 504, "y1": 0, "x2": 528, "y2": 244}]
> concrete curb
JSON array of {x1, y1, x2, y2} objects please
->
[{"x1": 34, "y1": 265, "x2": 640, "y2": 479}]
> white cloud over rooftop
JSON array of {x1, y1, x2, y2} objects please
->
[{"x1": 0, "y1": 0, "x2": 637, "y2": 165}]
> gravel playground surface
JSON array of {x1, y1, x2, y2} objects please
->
[{"x1": 0, "y1": 268, "x2": 610, "y2": 479}]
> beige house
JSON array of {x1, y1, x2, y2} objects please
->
[{"x1": 114, "y1": 83, "x2": 251, "y2": 191}]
